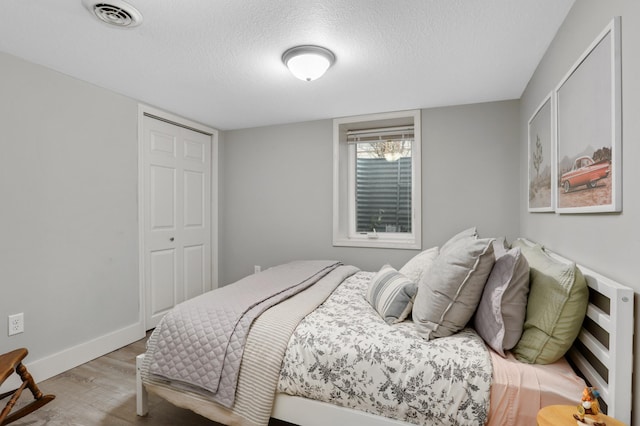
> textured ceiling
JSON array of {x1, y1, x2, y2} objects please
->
[{"x1": 0, "y1": 0, "x2": 575, "y2": 130}]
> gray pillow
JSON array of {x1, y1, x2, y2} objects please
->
[
  {"x1": 413, "y1": 235, "x2": 495, "y2": 340},
  {"x1": 474, "y1": 243, "x2": 530, "y2": 356},
  {"x1": 440, "y1": 227, "x2": 478, "y2": 253},
  {"x1": 367, "y1": 265, "x2": 418, "y2": 324}
]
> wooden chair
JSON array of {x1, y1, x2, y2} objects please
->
[{"x1": 0, "y1": 348, "x2": 54, "y2": 425}]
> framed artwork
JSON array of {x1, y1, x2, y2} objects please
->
[
  {"x1": 555, "y1": 17, "x2": 621, "y2": 213},
  {"x1": 528, "y1": 92, "x2": 555, "y2": 212}
]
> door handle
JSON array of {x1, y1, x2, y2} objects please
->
[{"x1": 169, "y1": 237, "x2": 174, "y2": 242}]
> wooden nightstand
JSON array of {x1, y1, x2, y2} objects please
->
[{"x1": 537, "y1": 405, "x2": 627, "y2": 426}]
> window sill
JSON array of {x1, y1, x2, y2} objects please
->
[{"x1": 333, "y1": 236, "x2": 421, "y2": 250}]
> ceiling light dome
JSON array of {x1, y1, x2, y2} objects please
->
[{"x1": 282, "y1": 45, "x2": 336, "y2": 82}]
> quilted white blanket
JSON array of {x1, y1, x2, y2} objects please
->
[{"x1": 148, "y1": 260, "x2": 341, "y2": 407}]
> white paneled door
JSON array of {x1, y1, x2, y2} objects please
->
[{"x1": 142, "y1": 115, "x2": 212, "y2": 329}]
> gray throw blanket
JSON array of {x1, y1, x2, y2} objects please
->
[{"x1": 148, "y1": 260, "x2": 341, "y2": 407}]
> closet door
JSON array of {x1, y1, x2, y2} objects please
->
[{"x1": 142, "y1": 115, "x2": 212, "y2": 329}]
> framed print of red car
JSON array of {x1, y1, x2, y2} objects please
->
[
  {"x1": 560, "y1": 156, "x2": 611, "y2": 193},
  {"x1": 555, "y1": 17, "x2": 621, "y2": 213}
]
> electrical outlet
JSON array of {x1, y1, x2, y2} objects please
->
[
  {"x1": 8, "y1": 313, "x2": 24, "y2": 336},
  {"x1": 254, "y1": 265, "x2": 261, "y2": 274}
]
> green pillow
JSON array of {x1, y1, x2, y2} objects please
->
[{"x1": 511, "y1": 242, "x2": 588, "y2": 364}]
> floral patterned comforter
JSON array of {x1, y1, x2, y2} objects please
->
[{"x1": 278, "y1": 271, "x2": 492, "y2": 426}]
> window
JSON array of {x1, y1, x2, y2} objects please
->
[{"x1": 333, "y1": 110, "x2": 421, "y2": 249}]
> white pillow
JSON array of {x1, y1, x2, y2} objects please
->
[{"x1": 399, "y1": 246, "x2": 439, "y2": 284}]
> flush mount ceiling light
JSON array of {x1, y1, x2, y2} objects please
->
[
  {"x1": 82, "y1": 0, "x2": 143, "y2": 28},
  {"x1": 282, "y1": 45, "x2": 336, "y2": 82}
]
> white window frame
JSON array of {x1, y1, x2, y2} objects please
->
[{"x1": 333, "y1": 110, "x2": 422, "y2": 249}]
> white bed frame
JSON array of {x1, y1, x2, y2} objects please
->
[
  {"x1": 541, "y1": 244, "x2": 634, "y2": 423},
  {"x1": 136, "y1": 240, "x2": 634, "y2": 425}
]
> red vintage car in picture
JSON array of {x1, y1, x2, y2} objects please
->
[{"x1": 560, "y1": 156, "x2": 611, "y2": 193}]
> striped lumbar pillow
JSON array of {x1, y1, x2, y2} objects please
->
[{"x1": 367, "y1": 265, "x2": 418, "y2": 324}]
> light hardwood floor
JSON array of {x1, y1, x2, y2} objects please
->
[{"x1": 9, "y1": 334, "x2": 294, "y2": 426}]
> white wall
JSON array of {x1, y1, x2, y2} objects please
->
[
  {"x1": 519, "y1": 1, "x2": 640, "y2": 423},
  {"x1": 0, "y1": 51, "x2": 143, "y2": 381},
  {"x1": 220, "y1": 100, "x2": 520, "y2": 285}
]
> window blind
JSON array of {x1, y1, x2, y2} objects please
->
[
  {"x1": 347, "y1": 125, "x2": 414, "y2": 143},
  {"x1": 356, "y1": 157, "x2": 412, "y2": 233}
]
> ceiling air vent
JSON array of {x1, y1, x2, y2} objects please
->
[{"x1": 82, "y1": 0, "x2": 143, "y2": 28}]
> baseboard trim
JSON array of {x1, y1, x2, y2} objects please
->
[{"x1": 1, "y1": 322, "x2": 145, "y2": 392}]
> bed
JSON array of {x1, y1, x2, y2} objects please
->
[{"x1": 135, "y1": 235, "x2": 634, "y2": 426}]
